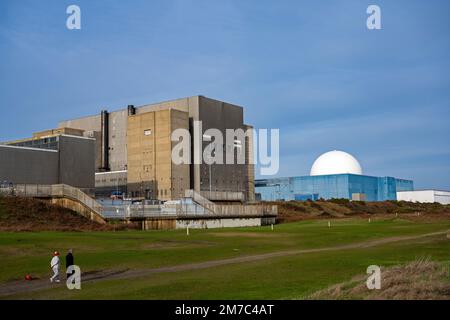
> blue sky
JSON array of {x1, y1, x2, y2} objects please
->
[{"x1": 1, "y1": 0, "x2": 449, "y2": 189}]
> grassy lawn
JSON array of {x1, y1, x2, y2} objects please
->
[{"x1": 1, "y1": 217, "x2": 449, "y2": 299}]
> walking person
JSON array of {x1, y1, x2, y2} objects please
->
[
  {"x1": 50, "y1": 251, "x2": 60, "y2": 283},
  {"x1": 66, "y1": 249, "x2": 74, "y2": 279}
]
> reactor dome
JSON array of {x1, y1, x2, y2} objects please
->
[{"x1": 310, "y1": 150, "x2": 362, "y2": 176}]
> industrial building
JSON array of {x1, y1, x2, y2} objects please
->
[
  {"x1": 255, "y1": 150, "x2": 414, "y2": 202},
  {"x1": 397, "y1": 190, "x2": 450, "y2": 205},
  {"x1": 58, "y1": 95, "x2": 255, "y2": 202},
  {"x1": 0, "y1": 128, "x2": 95, "y2": 189}
]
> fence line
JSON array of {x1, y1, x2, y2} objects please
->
[{"x1": 1, "y1": 184, "x2": 277, "y2": 220}]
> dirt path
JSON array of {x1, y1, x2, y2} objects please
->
[{"x1": 0, "y1": 230, "x2": 448, "y2": 298}]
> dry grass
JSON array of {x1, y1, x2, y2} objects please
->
[
  {"x1": 273, "y1": 199, "x2": 450, "y2": 223},
  {"x1": 309, "y1": 258, "x2": 450, "y2": 300},
  {"x1": 0, "y1": 196, "x2": 139, "y2": 232}
]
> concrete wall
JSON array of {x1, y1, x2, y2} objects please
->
[
  {"x1": 0, "y1": 135, "x2": 95, "y2": 189},
  {"x1": 0, "y1": 145, "x2": 59, "y2": 184},
  {"x1": 244, "y1": 124, "x2": 255, "y2": 202},
  {"x1": 108, "y1": 110, "x2": 128, "y2": 171},
  {"x1": 197, "y1": 96, "x2": 248, "y2": 195},
  {"x1": 170, "y1": 109, "x2": 191, "y2": 199},
  {"x1": 127, "y1": 108, "x2": 190, "y2": 200},
  {"x1": 58, "y1": 135, "x2": 95, "y2": 189},
  {"x1": 47, "y1": 197, "x2": 106, "y2": 224},
  {"x1": 59, "y1": 114, "x2": 103, "y2": 171},
  {"x1": 176, "y1": 217, "x2": 263, "y2": 229},
  {"x1": 33, "y1": 127, "x2": 84, "y2": 138},
  {"x1": 142, "y1": 219, "x2": 176, "y2": 230},
  {"x1": 202, "y1": 204, "x2": 278, "y2": 217},
  {"x1": 141, "y1": 216, "x2": 276, "y2": 230}
]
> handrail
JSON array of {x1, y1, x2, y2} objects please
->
[
  {"x1": 1, "y1": 185, "x2": 277, "y2": 220},
  {"x1": 0, "y1": 184, "x2": 103, "y2": 217}
]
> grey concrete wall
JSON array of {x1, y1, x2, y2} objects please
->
[
  {"x1": 197, "y1": 96, "x2": 247, "y2": 194},
  {"x1": 141, "y1": 217, "x2": 274, "y2": 230},
  {"x1": 59, "y1": 114, "x2": 102, "y2": 132},
  {"x1": 0, "y1": 145, "x2": 59, "y2": 184},
  {"x1": 108, "y1": 110, "x2": 128, "y2": 171},
  {"x1": 58, "y1": 135, "x2": 95, "y2": 189},
  {"x1": 59, "y1": 114, "x2": 103, "y2": 171},
  {"x1": 175, "y1": 217, "x2": 262, "y2": 229}
]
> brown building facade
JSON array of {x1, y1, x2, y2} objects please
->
[
  {"x1": 127, "y1": 108, "x2": 190, "y2": 201},
  {"x1": 58, "y1": 95, "x2": 255, "y2": 202}
]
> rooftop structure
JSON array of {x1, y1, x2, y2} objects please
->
[{"x1": 0, "y1": 129, "x2": 95, "y2": 189}]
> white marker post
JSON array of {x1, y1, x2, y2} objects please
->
[
  {"x1": 369, "y1": 218, "x2": 371, "y2": 223},
  {"x1": 186, "y1": 226, "x2": 189, "y2": 236},
  {"x1": 271, "y1": 224, "x2": 274, "y2": 231},
  {"x1": 328, "y1": 221, "x2": 331, "y2": 228}
]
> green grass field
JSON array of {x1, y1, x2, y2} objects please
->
[{"x1": 1, "y1": 217, "x2": 449, "y2": 299}]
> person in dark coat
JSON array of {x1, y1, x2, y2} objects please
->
[{"x1": 66, "y1": 249, "x2": 74, "y2": 279}]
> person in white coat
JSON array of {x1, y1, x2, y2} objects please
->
[{"x1": 50, "y1": 251, "x2": 60, "y2": 283}]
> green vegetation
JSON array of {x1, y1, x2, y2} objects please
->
[{"x1": 1, "y1": 218, "x2": 449, "y2": 299}]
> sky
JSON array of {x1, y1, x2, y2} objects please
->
[{"x1": 0, "y1": 0, "x2": 449, "y2": 189}]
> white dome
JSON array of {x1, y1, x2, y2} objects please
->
[{"x1": 310, "y1": 150, "x2": 362, "y2": 176}]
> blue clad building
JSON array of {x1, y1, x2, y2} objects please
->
[
  {"x1": 255, "y1": 151, "x2": 414, "y2": 202},
  {"x1": 255, "y1": 174, "x2": 414, "y2": 201}
]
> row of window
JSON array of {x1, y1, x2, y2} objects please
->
[
  {"x1": 130, "y1": 188, "x2": 174, "y2": 198},
  {"x1": 11, "y1": 137, "x2": 59, "y2": 150},
  {"x1": 95, "y1": 178, "x2": 126, "y2": 183}
]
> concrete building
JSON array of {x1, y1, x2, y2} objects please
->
[
  {"x1": 397, "y1": 190, "x2": 450, "y2": 205},
  {"x1": 59, "y1": 95, "x2": 255, "y2": 201},
  {"x1": 126, "y1": 108, "x2": 190, "y2": 201},
  {"x1": 255, "y1": 150, "x2": 414, "y2": 202},
  {"x1": 0, "y1": 129, "x2": 95, "y2": 189}
]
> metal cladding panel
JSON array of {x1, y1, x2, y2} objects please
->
[
  {"x1": 348, "y1": 174, "x2": 379, "y2": 201},
  {"x1": 0, "y1": 145, "x2": 59, "y2": 185},
  {"x1": 376, "y1": 176, "x2": 396, "y2": 201},
  {"x1": 397, "y1": 190, "x2": 450, "y2": 205},
  {"x1": 58, "y1": 135, "x2": 96, "y2": 189},
  {"x1": 395, "y1": 178, "x2": 414, "y2": 192},
  {"x1": 255, "y1": 174, "x2": 414, "y2": 202}
]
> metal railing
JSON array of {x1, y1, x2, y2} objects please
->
[
  {"x1": 1, "y1": 184, "x2": 103, "y2": 217},
  {"x1": 199, "y1": 190, "x2": 244, "y2": 202},
  {"x1": 1, "y1": 184, "x2": 277, "y2": 220}
]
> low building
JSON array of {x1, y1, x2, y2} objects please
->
[
  {"x1": 255, "y1": 150, "x2": 414, "y2": 202},
  {"x1": 0, "y1": 129, "x2": 95, "y2": 189},
  {"x1": 397, "y1": 190, "x2": 450, "y2": 205}
]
